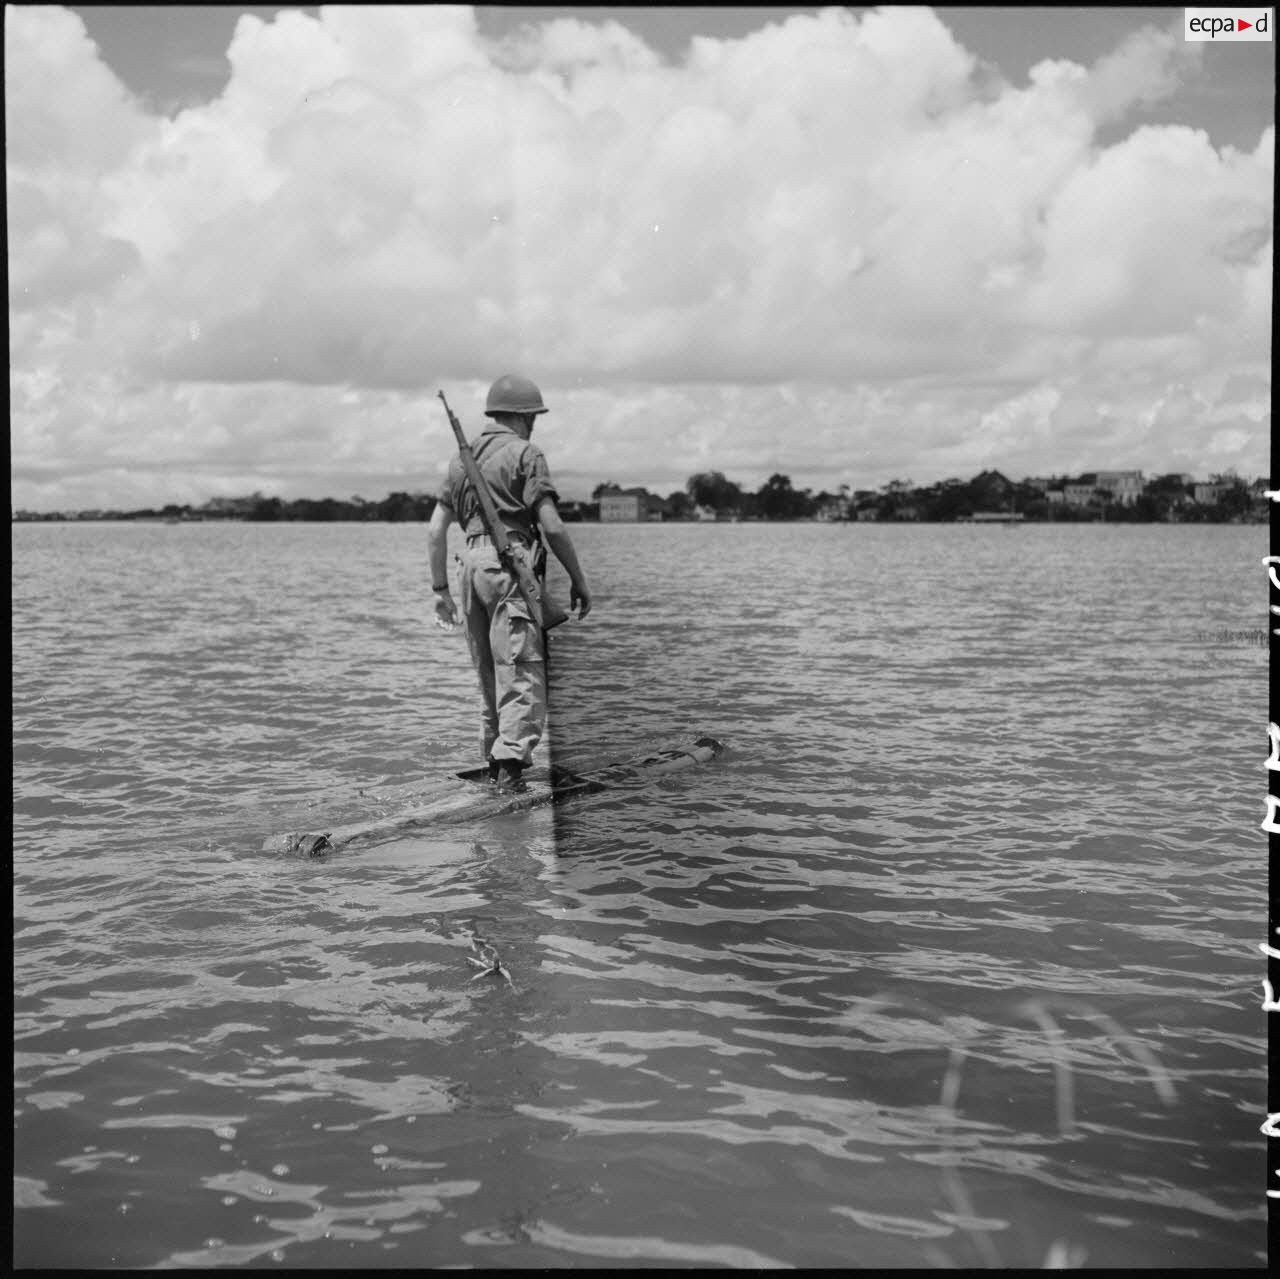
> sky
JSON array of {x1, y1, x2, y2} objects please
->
[{"x1": 7, "y1": 5, "x2": 1275, "y2": 511}]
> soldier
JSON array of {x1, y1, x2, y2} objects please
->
[{"x1": 427, "y1": 374, "x2": 592, "y2": 791}]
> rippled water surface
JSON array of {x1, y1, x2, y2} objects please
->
[{"x1": 13, "y1": 520, "x2": 1268, "y2": 1268}]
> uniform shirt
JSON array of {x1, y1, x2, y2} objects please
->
[{"x1": 438, "y1": 422, "x2": 560, "y2": 543}]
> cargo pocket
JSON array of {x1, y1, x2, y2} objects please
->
[{"x1": 494, "y1": 596, "x2": 543, "y2": 668}]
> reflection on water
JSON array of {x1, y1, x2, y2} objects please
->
[{"x1": 13, "y1": 521, "x2": 1266, "y2": 1267}]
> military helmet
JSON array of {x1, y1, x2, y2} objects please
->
[{"x1": 484, "y1": 373, "x2": 548, "y2": 417}]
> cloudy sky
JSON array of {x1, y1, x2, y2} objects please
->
[{"x1": 7, "y1": 5, "x2": 1274, "y2": 511}]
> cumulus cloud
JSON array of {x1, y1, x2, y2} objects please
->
[
  {"x1": 5, "y1": 6, "x2": 150, "y2": 313},
  {"x1": 5, "y1": 4, "x2": 1272, "y2": 510},
  {"x1": 1074, "y1": 17, "x2": 1204, "y2": 126}
]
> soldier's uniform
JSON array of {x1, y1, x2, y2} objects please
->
[{"x1": 437, "y1": 382, "x2": 560, "y2": 771}]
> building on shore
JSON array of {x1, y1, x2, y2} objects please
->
[
  {"x1": 1094, "y1": 471, "x2": 1144, "y2": 505},
  {"x1": 1056, "y1": 471, "x2": 1145, "y2": 507},
  {"x1": 813, "y1": 495, "x2": 851, "y2": 521},
  {"x1": 599, "y1": 491, "x2": 645, "y2": 522},
  {"x1": 598, "y1": 488, "x2": 668, "y2": 522},
  {"x1": 1193, "y1": 480, "x2": 1233, "y2": 505}
]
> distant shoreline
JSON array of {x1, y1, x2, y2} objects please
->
[
  {"x1": 13, "y1": 467, "x2": 1269, "y2": 526},
  {"x1": 12, "y1": 512, "x2": 1267, "y2": 526}
]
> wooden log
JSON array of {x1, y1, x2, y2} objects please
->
[{"x1": 263, "y1": 736, "x2": 724, "y2": 857}]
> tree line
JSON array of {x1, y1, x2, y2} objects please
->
[
  {"x1": 593, "y1": 472, "x2": 839, "y2": 520},
  {"x1": 14, "y1": 492, "x2": 443, "y2": 522},
  {"x1": 664, "y1": 469, "x2": 1266, "y2": 523},
  {"x1": 230, "y1": 492, "x2": 438, "y2": 521}
]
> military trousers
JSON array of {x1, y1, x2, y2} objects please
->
[{"x1": 458, "y1": 540, "x2": 547, "y2": 767}]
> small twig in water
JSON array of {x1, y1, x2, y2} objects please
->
[
  {"x1": 467, "y1": 947, "x2": 512, "y2": 984},
  {"x1": 461, "y1": 923, "x2": 512, "y2": 985}
]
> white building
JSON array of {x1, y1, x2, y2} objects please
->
[
  {"x1": 599, "y1": 489, "x2": 668, "y2": 521},
  {"x1": 1063, "y1": 476, "x2": 1099, "y2": 506},
  {"x1": 1193, "y1": 481, "x2": 1232, "y2": 505},
  {"x1": 599, "y1": 492, "x2": 647, "y2": 522},
  {"x1": 1094, "y1": 471, "x2": 1144, "y2": 505},
  {"x1": 814, "y1": 496, "x2": 850, "y2": 521}
]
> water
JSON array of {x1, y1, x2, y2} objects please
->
[{"x1": 13, "y1": 520, "x2": 1268, "y2": 1268}]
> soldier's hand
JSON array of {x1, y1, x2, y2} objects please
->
[
  {"x1": 433, "y1": 590, "x2": 459, "y2": 629},
  {"x1": 570, "y1": 581, "x2": 592, "y2": 620}
]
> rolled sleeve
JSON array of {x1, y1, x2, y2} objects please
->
[
  {"x1": 437, "y1": 459, "x2": 461, "y2": 512},
  {"x1": 520, "y1": 444, "x2": 560, "y2": 511}
]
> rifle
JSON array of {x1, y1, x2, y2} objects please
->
[{"x1": 438, "y1": 390, "x2": 569, "y2": 631}]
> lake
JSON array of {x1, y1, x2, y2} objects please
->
[{"x1": 12, "y1": 519, "x2": 1268, "y2": 1268}]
